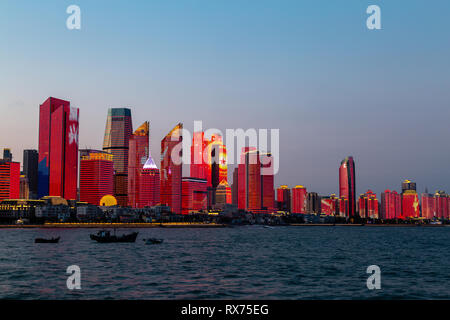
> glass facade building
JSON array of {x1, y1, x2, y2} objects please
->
[
  {"x1": 291, "y1": 185, "x2": 307, "y2": 214},
  {"x1": 160, "y1": 123, "x2": 183, "y2": 214},
  {"x1": 38, "y1": 97, "x2": 79, "y2": 200},
  {"x1": 102, "y1": 108, "x2": 133, "y2": 207},
  {"x1": 23, "y1": 149, "x2": 38, "y2": 199},
  {"x1": 139, "y1": 156, "x2": 160, "y2": 207},
  {"x1": 79, "y1": 149, "x2": 114, "y2": 206},
  {"x1": 0, "y1": 160, "x2": 20, "y2": 201},
  {"x1": 339, "y1": 156, "x2": 356, "y2": 217},
  {"x1": 128, "y1": 122, "x2": 149, "y2": 208}
]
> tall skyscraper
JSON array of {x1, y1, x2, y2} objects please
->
[
  {"x1": 38, "y1": 97, "x2": 79, "y2": 200},
  {"x1": 231, "y1": 167, "x2": 239, "y2": 206},
  {"x1": 23, "y1": 149, "x2": 38, "y2": 199},
  {"x1": 434, "y1": 191, "x2": 449, "y2": 219},
  {"x1": 307, "y1": 192, "x2": 321, "y2": 214},
  {"x1": 421, "y1": 192, "x2": 436, "y2": 220},
  {"x1": 79, "y1": 149, "x2": 114, "y2": 206},
  {"x1": 0, "y1": 160, "x2": 20, "y2": 201},
  {"x1": 139, "y1": 156, "x2": 160, "y2": 207},
  {"x1": 260, "y1": 153, "x2": 275, "y2": 213},
  {"x1": 245, "y1": 149, "x2": 262, "y2": 213},
  {"x1": 160, "y1": 123, "x2": 183, "y2": 214},
  {"x1": 339, "y1": 156, "x2": 356, "y2": 217},
  {"x1": 291, "y1": 185, "x2": 307, "y2": 214},
  {"x1": 128, "y1": 122, "x2": 149, "y2": 208},
  {"x1": 215, "y1": 180, "x2": 232, "y2": 210},
  {"x1": 103, "y1": 108, "x2": 133, "y2": 207}
]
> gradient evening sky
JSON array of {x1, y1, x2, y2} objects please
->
[{"x1": 0, "y1": 0, "x2": 449, "y2": 197}]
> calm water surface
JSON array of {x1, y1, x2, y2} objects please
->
[{"x1": 0, "y1": 226, "x2": 449, "y2": 299}]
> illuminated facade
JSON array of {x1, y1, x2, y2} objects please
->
[
  {"x1": 321, "y1": 194, "x2": 339, "y2": 216},
  {"x1": 79, "y1": 149, "x2": 114, "y2": 206},
  {"x1": 139, "y1": 156, "x2": 160, "y2": 207},
  {"x1": 0, "y1": 160, "x2": 20, "y2": 201},
  {"x1": 231, "y1": 167, "x2": 239, "y2": 206},
  {"x1": 307, "y1": 192, "x2": 321, "y2": 214},
  {"x1": 402, "y1": 189, "x2": 420, "y2": 218},
  {"x1": 358, "y1": 190, "x2": 379, "y2": 219},
  {"x1": 38, "y1": 97, "x2": 79, "y2": 200},
  {"x1": 380, "y1": 190, "x2": 402, "y2": 220},
  {"x1": 215, "y1": 180, "x2": 232, "y2": 210},
  {"x1": 128, "y1": 122, "x2": 149, "y2": 208},
  {"x1": 421, "y1": 192, "x2": 436, "y2": 220},
  {"x1": 339, "y1": 156, "x2": 356, "y2": 217},
  {"x1": 434, "y1": 191, "x2": 449, "y2": 219},
  {"x1": 160, "y1": 123, "x2": 183, "y2": 214},
  {"x1": 103, "y1": 108, "x2": 133, "y2": 207},
  {"x1": 245, "y1": 149, "x2": 262, "y2": 213},
  {"x1": 291, "y1": 185, "x2": 307, "y2": 214},
  {"x1": 260, "y1": 153, "x2": 275, "y2": 213},
  {"x1": 181, "y1": 177, "x2": 207, "y2": 214},
  {"x1": 277, "y1": 185, "x2": 291, "y2": 212}
]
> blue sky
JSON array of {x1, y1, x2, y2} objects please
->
[{"x1": 0, "y1": 0, "x2": 449, "y2": 196}]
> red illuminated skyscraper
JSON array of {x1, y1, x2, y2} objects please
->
[
  {"x1": 434, "y1": 191, "x2": 449, "y2": 219},
  {"x1": 139, "y1": 156, "x2": 160, "y2": 207},
  {"x1": 103, "y1": 108, "x2": 133, "y2": 207},
  {"x1": 38, "y1": 97, "x2": 79, "y2": 200},
  {"x1": 358, "y1": 190, "x2": 379, "y2": 219},
  {"x1": 260, "y1": 153, "x2": 275, "y2": 213},
  {"x1": 291, "y1": 185, "x2": 307, "y2": 214},
  {"x1": 79, "y1": 150, "x2": 114, "y2": 205},
  {"x1": 128, "y1": 122, "x2": 149, "y2": 208},
  {"x1": 339, "y1": 156, "x2": 356, "y2": 217},
  {"x1": 380, "y1": 190, "x2": 402, "y2": 220},
  {"x1": 0, "y1": 160, "x2": 20, "y2": 200},
  {"x1": 161, "y1": 123, "x2": 183, "y2": 214}
]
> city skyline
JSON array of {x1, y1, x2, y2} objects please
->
[{"x1": 1, "y1": 1, "x2": 450, "y2": 197}]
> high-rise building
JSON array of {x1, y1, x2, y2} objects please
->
[
  {"x1": 139, "y1": 156, "x2": 160, "y2": 207},
  {"x1": 434, "y1": 191, "x2": 449, "y2": 219},
  {"x1": 231, "y1": 167, "x2": 239, "y2": 206},
  {"x1": 79, "y1": 149, "x2": 114, "y2": 206},
  {"x1": 307, "y1": 192, "x2": 321, "y2": 214},
  {"x1": 245, "y1": 149, "x2": 261, "y2": 213},
  {"x1": 128, "y1": 122, "x2": 149, "y2": 208},
  {"x1": 321, "y1": 194, "x2": 339, "y2": 216},
  {"x1": 0, "y1": 160, "x2": 20, "y2": 200},
  {"x1": 339, "y1": 156, "x2": 356, "y2": 217},
  {"x1": 291, "y1": 185, "x2": 307, "y2": 214},
  {"x1": 401, "y1": 180, "x2": 420, "y2": 218},
  {"x1": 380, "y1": 190, "x2": 401, "y2": 220},
  {"x1": 260, "y1": 153, "x2": 275, "y2": 213},
  {"x1": 3, "y1": 149, "x2": 12, "y2": 162},
  {"x1": 103, "y1": 108, "x2": 133, "y2": 207},
  {"x1": 277, "y1": 185, "x2": 291, "y2": 212},
  {"x1": 358, "y1": 190, "x2": 379, "y2": 219},
  {"x1": 421, "y1": 192, "x2": 436, "y2": 220},
  {"x1": 23, "y1": 150, "x2": 38, "y2": 199},
  {"x1": 38, "y1": 97, "x2": 79, "y2": 200},
  {"x1": 161, "y1": 123, "x2": 183, "y2": 214},
  {"x1": 181, "y1": 177, "x2": 207, "y2": 214}
]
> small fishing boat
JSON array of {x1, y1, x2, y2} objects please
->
[
  {"x1": 143, "y1": 238, "x2": 164, "y2": 245},
  {"x1": 35, "y1": 237, "x2": 60, "y2": 243},
  {"x1": 90, "y1": 230, "x2": 138, "y2": 243}
]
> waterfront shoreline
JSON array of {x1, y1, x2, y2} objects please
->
[{"x1": 0, "y1": 223, "x2": 447, "y2": 228}]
